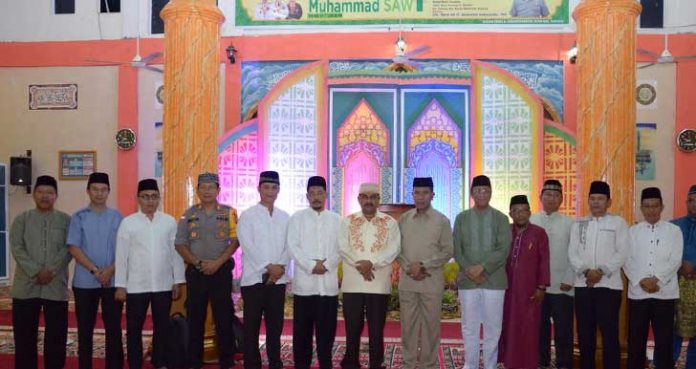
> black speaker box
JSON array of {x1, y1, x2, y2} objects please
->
[
  {"x1": 10, "y1": 157, "x2": 32, "y2": 186},
  {"x1": 640, "y1": 0, "x2": 663, "y2": 29}
]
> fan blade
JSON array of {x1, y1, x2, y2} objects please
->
[
  {"x1": 638, "y1": 63, "x2": 656, "y2": 69},
  {"x1": 84, "y1": 58, "x2": 123, "y2": 65},
  {"x1": 637, "y1": 49, "x2": 660, "y2": 59},
  {"x1": 675, "y1": 55, "x2": 696, "y2": 61},
  {"x1": 140, "y1": 52, "x2": 163, "y2": 63},
  {"x1": 405, "y1": 60, "x2": 422, "y2": 69},
  {"x1": 145, "y1": 65, "x2": 164, "y2": 73},
  {"x1": 404, "y1": 45, "x2": 431, "y2": 58}
]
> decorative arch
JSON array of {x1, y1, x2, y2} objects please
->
[
  {"x1": 471, "y1": 61, "x2": 544, "y2": 213},
  {"x1": 404, "y1": 98, "x2": 463, "y2": 222},
  {"x1": 332, "y1": 98, "x2": 391, "y2": 215}
]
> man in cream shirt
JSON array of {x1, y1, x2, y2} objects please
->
[
  {"x1": 531, "y1": 179, "x2": 574, "y2": 369},
  {"x1": 287, "y1": 176, "x2": 341, "y2": 369},
  {"x1": 339, "y1": 183, "x2": 400, "y2": 369}
]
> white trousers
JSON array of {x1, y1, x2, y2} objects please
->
[{"x1": 459, "y1": 289, "x2": 505, "y2": 369}]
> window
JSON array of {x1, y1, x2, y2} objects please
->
[
  {"x1": 100, "y1": 0, "x2": 121, "y2": 13},
  {"x1": 54, "y1": 0, "x2": 75, "y2": 14},
  {"x1": 640, "y1": 0, "x2": 663, "y2": 28},
  {"x1": 151, "y1": 0, "x2": 169, "y2": 34}
]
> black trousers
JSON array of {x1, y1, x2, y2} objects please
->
[
  {"x1": 340, "y1": 293, "x2": 389, "y2": 369},
  {"x1": 539, "y1": 293, "x2": 574, "y2": 368},
  {"x1": 186, "y1": 261, "x2": 235, "y2": 369},
  {"x1": 12, "y1": 298, "x2": 68, "y2": 369},
  {"x1": 125, "y1": 291, "x2": 172, "y2": 369},
  {"x1": 575, "y1": 287, "x2": 622, "y2": 369},
  {"x1": 293, "y1": 295, "x2": 338, "y2": 369},
  {"x1": 628, "y1": 298, "x2": 675, "y2": 369},
  {"x1": 73, "y1": 287, "x2": 123, "y2": 369},
  {"x1": 241, "y1": 283, "x2": 286, "y2": 369}
]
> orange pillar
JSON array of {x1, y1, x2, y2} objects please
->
[
  {"x1": 574, "y1": 0, "x2": 641, "y2": 222},
  {"x1": 160, "y1": 0, "x2": 224, "y2": 219},
  {"x1": 160, "y1": 0, "x2": 224, "y2": 363},
  {"x1": 574, "y1": 2, "x2": 641, "y2": 367}
]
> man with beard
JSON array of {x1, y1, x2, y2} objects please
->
[
  {"x1": 287, "y1": 176, "x2": 341, "y2": 369},
  {"x1": 498, "y1": 194, "x2": 550, "y2": 369}
]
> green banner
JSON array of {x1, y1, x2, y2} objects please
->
[{"x1": 236, "y1": 0, "x2": 568, "y2": 25}]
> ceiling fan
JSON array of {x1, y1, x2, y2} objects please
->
[
  {"x1": 85, "y1": 36, "x2": 163, "y2": 73},
  {"x1": 385, "y1": 30, "x2": 431, "y2": 72},
  {"x1": 637, "y1": 33, "x2": 696, "y2": 69}
]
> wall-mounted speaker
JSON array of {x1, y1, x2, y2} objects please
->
[{"x1": 10, "y1": 157, "x2": 32, "y2": 186}]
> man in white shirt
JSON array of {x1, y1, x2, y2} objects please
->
[
  {"x1": 569, "y1": 180, "x2": 630, "y2": 369},
  {"x1": 287, "y1": 176, "x2": 341, "y2": 369},
  {"x1": 531, "y1": 179, "x2": 574, "y2": 369},
  {"x1": 114, "y1": 179, "x2": 185, "y2": 369},
  {"x1": 625, "y1": 187, "x2": 683, "y2": 369},
  {"x1": 339, "y1": 183, "x2": 400, "y2": 369},
  {"x1": 237, "y1": 170, "x2": 290, "y2": 369}
]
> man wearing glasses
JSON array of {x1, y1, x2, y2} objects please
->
[
  {"x1": 175, "y1": 172, "x2": 239, "y2": 369},
  {"x1": 453, "y1": 175, "x2": 511, "y2": 369},
  {"x1": 114, "y1": 179, "x2": 185, "y2": 369},
  {"x1": 339, "y1": 183, "x2": 401, "y2": 369}
]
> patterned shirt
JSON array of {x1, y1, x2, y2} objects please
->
[
  {"x1": 339, "y1": 211, "x2": 400, "y2": 294},
  {"x1": 10, "y1": 209, "x2": 71, "y2": 301}
]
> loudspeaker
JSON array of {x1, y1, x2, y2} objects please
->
[
  {"x1": 640, "y1": 0, "x2": 663, "y2": 29},
  {"x1": 10, "y1": 157, "x2": 32, "y2": 186}
]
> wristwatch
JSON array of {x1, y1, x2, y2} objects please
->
[
  {"x1": 195, "y1": 260, "x2": 203, "y2": 271},
  {"x1": 90, "y1": 268, "x2": 99, "y2": 275}
]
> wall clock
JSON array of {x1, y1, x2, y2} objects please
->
[
  {"x1": 676, "y1": 129, "x2": 696, "y2": 153},
  {"x1": 116, "y1": 128, "x2": 137, "y2": 151}
]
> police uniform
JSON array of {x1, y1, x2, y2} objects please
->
[{"x1": 175, "y1": 203, "x2": 238, "y2": 369}]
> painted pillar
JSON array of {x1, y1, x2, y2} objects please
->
[
  {"x1": 574, "y1": 0, "x2": 641, "y2": 223},
  {"x1": 160, "y1": 0, "x2": 224, "y2": 362},
  {"x1": 160, "y1": 0, "x2": 224, "y2": 219}
]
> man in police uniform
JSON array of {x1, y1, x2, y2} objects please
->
[{"x1": 175, "y1": 172, "x2": 239, "y2": 369}]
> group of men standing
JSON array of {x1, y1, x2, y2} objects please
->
[{"x1": 9, "y1": 168, "x2": 696, "y2": 369}]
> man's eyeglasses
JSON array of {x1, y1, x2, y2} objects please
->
[
  {"x1": 471, "y1": 188, "x2": 491, "y2": 195},
  {"x1": 138, "y1": 195, "x2": 160, "y2": 201},
  {"x1": 358, "y1": 194, "x2": 380, "y2": 201}
]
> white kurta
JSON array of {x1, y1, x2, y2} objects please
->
[
  {"x1": 339, "y1": 211, "x2": 400, "y2": 294},
  {"x1": 568, "y1": 213, "x2": 630, "y2": 290},
  {"x1": 237, "y1": 203, "x2": 290, "y2": 287},
  {"x1": 287, "y1": 208, "x2": 341, "y2": 296},
  {"x1": 531, "y1": 211, "x2": 575, "y2": 295},
  {"x1": 114, "y1": 211, "x2": 185, "y2": 293},
  {"x1": 624, "y1": 220, "x2": 683, "y2": 300}
]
